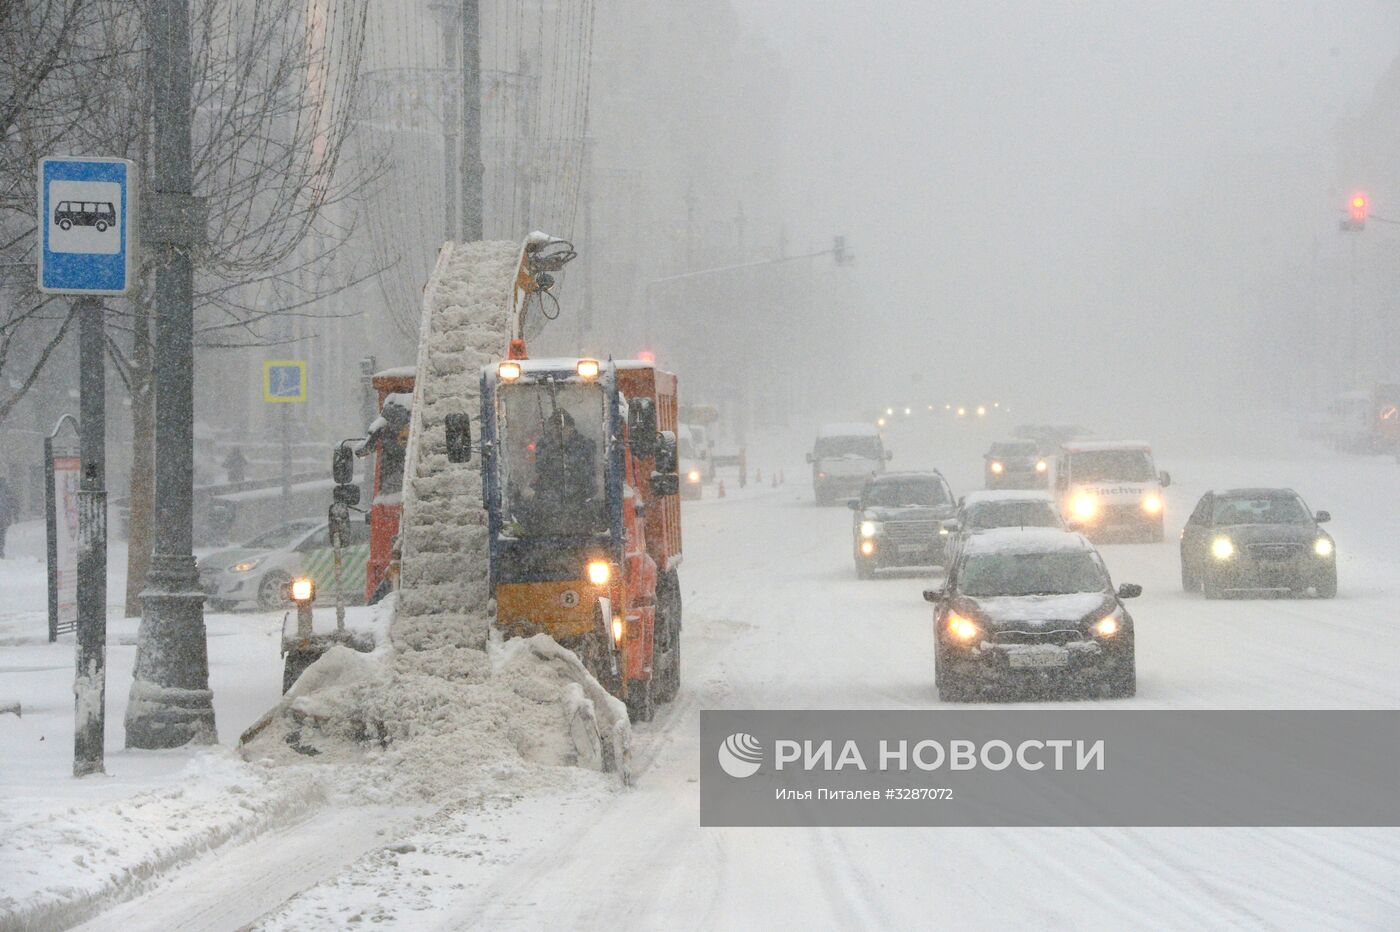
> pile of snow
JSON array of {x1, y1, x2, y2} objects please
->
[{"x1": 240, "y1": 240, "x2": 630, "y2": 804}]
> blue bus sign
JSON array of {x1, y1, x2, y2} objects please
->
[{"x1": 37, "y1": 156, "x2": 138, "y2": 295}]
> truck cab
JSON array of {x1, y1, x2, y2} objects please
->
[
  {"x1": 1053, "y1": 441, "x2": 1170, "y2": 541},
  {"x1": 808, "y1": 422, "x2": 891, "y2": 505},
  {"x1": 479, "y1": 356, "x2": 682, "y2": 721}
]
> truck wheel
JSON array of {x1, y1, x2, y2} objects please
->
[
  {"x1": 1315, "y1": 568, "x2": 1338, "y2": 599},
  {"x1": 626, "y1": 678, "x2": 654, "y2": 723},
  {"x1": 368, "y1": 579, "x2": 391, "y2": 605},
  {"x1": 654, "y1": 573, "x2": 682, "y2": 703}
]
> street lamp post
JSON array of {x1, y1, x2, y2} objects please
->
[{"x1": 126, "y1": 0, "x2": 216, "y2": 748}]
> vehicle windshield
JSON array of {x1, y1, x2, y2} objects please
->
[
  {"x1": 865, "y1": 478, "x2": 948, "y2": 508},
  {"x1": 242, "y1": 520, "x2": 320, "y2": 550},
  {"x1": 959, "y1": 550, "x2": 1107, "y2": 597},
  {"x1": 968, "y1": 501, "x2": 1061, "y2": 530},
  {"x1": 498, "y1": 381, "x2": 607, "y2": 538},
  {"x1": 989, "y1": 442, "x2": 1036, "y2": 458},
  {"x1": 1212, "y1": 494, "x2": 1311, "y2": 526},
  {"x1": 1069, "y1": 450, "x2": 1155, "y2": 482},
  {"x1": 815, "y1": 435, "x2": 882, "y2": 459}
]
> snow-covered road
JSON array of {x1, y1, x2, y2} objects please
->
[
  {"x1": 422, "y1": 438, "x2": 1399, "y2": 930},
  {"x1": 28, "y1": 434, "x2": 1398, "y2": 930}
]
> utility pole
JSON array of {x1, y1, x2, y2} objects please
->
[
  {"x1": 127, "y1": 0, "x2": 216, "y2": 748},
  {"x1": 438, "y1": 1, "x2": 460, "y2": 241},
  {"x1": 74, "y1": 296, "x2": 106, "y2": 776},
  {"x1": 461, "y1": 0, "x2": 483, "y2": 240}
]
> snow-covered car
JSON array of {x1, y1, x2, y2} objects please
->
[
  {"x1": 1052, "y1": 440, "x2": 1170, "y2": 541},
  {"x1": 198, "y1": 517, "x2": 370, "y2": 611},
  {"x1": 1180, "y1": 488, "x2": 1337, "y2": 599},
  {"x1": 808, "y1": 422, "x2": 891, "y2": 505},
  {"x1": 983, "y1": 439, "x2": 1048, "y2": 489},
  {"x1": 942, "y1": 490, "x2": 1066, "y2": 567},
  {"x1": 925, "y1": 527, "x2": 1140, "y2": 701},
  {"x1": 849, "y1": 471, "x2": 956, "y2": 577}
]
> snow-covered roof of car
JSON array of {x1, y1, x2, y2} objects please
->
[
  {"x1": 962, "y1": 527, "x2": 1092, "y2": 556},
  {"x1": 372, "y1": 365, "x2": 416, "y2": 380},
  {"x1": 962, "y1": 489, "x2": 1054, "y2": 506},
  {"x1": 817, "y1": 422, "x2": 880, "y2": 438},
  {"x1": 1060, "y1": 440, "x2": 1152, "y2": 453},
  {"x1": 868, "y1": 470, "x2": 944, "y2": 482},
  {"x1": 1210, "y1": 487, "x2": 1300, "y2": 498}
]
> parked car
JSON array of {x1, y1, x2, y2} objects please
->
[
  {"x1": 849, "y1": 471, "x2": 956, "y2": 577},
  {"x1": 925, "y1": 527, "x2": 1140, "y2": 701},
  {"x1": 1180, "y1": 488, "x2": 1336, "y2": 599},
  {"x1": 198, "y1": 517, "x2": 370, "y2": 611}
]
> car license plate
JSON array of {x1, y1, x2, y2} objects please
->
[
  {"x1": 898, "y1": 543, "x2": 925, "y2": 554},
  {"x1": 1008, "y1": 650, "x2": 1069, "y2": 669}
]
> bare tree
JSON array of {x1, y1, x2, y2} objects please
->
[{"x1": 0, "y1": 0, "x2": 380, "y2": 613}]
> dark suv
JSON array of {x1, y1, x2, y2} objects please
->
[
  {"x1": 1180, "y1": 488, "x2": 1336, "y2": 599},
  {"x1": 925, "y1": 528, "x2": 1140, "y2": 701},
  {"x1": 849, "y1": 471, "x2": 956, "y2": 578}
]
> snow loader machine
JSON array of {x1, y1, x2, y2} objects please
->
[{"x1": 461, "y1": 354, "x2": 684, "y2": 722}]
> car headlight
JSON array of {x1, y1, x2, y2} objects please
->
[
  {"x1": 859, "y1": 539, "x2": 875, "y2": 556},
  {"x1": 1314, "y1": 538, "x2": 1334, "y2": 557},
  {"x1": 1094, "y1": 614, "x2": 1120, "y2": 638},
  {"x1": 947, "y1": 612, "x2": 981, "y2": 642},
  {"x1": 859, "y1": 520, "x2": 880, "y2": 538},
  {"x1": 990, "y1": 461, "x2": 1004, "y2": 474},
  {"x1": 1211, "y1": 536, "x2": 1235, "y2": 560},
  {"x1": 231, "y1": 559, "x2": 260, "y2": 573},
  {"x1": 1035, "y1": 460, "x2": 1048, "y2": 473},
  {"x1": 1141, "y1": 494, "x2": 1163, "y2": 515},
  {"x1": 587, "y1": 560, "x2": 611, "y2": 586},
  {"x1": 1071, "y1": 494, "x2": 1098, "y2": 520},
  {"x1": 687, "y1": 469, "x2": 701, "y2": 483}
]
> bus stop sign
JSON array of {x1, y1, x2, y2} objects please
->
[{"x1": 37, "y1": 156, "x2": 138, "y2": 295}]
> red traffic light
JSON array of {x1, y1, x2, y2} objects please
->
[{"x1": 1350, "y1": 193, "x2": 1368, "y2": 223}]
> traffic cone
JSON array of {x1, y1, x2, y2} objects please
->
[{"x1": 718, "y1": 480, "x2": 727, "y2": 498}]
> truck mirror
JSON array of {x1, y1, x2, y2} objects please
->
[
  {"x1": 650, "y1": 473, "x2": 679, "y2": 497},
  {"x1": 332, "y1": 443, "x2": 354, "y2": 484},
  {"x1": 654, "y1": 431, "x2": 678, "y2": 475},
  {"x1": 629, "y1": 400, "x2": 659, "y2": 459},
  {"x1": 333, "y1": 483, "x2": 361, "y2": 507},
  {"x1": 1158, "y1": 471, "x2": 1171, "y2": 488},
  {"x1": 328, "y1": 501, "x2": 350, "y2": 545},
  {"x1": 445, "y1": 413, "x2": 472, "y2": 463}
]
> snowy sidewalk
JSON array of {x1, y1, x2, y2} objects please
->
[{"x1": 0, "y1": 520, "x2": 320, "y2": 931}]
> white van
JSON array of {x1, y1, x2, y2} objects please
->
[
  {"x1": 1053, "y1": 441, "x2": 1170, "y2": 541},
  {"x1": 808, "y1": 423, "x2": 891, "y2": 505}
]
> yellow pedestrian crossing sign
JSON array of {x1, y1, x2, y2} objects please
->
[{"x1": 263, "y1": 360, "x2": 307, "y2": 403}]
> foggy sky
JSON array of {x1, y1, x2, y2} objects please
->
[{"x1": 738, "y1": 1, "x2": 1399, "y2": 436}]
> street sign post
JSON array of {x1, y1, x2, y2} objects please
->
[
  {"x1": 264, "y1": 360, "x2": 307, "y2": 498},
  {"x1": 37, "y1": 157, "x2": 138, "y2": 296}
]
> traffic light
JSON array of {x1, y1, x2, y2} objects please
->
[{"x1": 1342, "y1": 192, "x2": 1368, "y2": 232}]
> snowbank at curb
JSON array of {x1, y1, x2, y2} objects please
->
[{"x1": 0, "y1": 750, "x2": 324, "y2": 932}]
